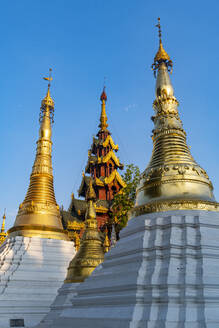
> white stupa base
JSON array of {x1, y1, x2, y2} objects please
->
[
  {"x1": 48, "y1": 210, "x2": 219, "y2": 328},
  {"x1": 37, "y1": 282, "x2": 80, "y2": 327},
  {"x1": 0, "y1": 236, "x2": 75, "y2": 328}
]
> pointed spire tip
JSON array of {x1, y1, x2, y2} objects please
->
[
  {"x1": 41, "y1": 68, "x2": 55, "y2": 121},
  {"x1": 151, "y1": 18, "x2": 173, "y2": 76},
  {"x1": 100, "y1": 86, "x2": 107, "y2": 102}
]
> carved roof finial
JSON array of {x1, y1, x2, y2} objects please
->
[{"x1": 99, "y1": 85, "x2": 108, "y2": 130}]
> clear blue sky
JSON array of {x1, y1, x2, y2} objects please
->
[{"x1": 1, "y1": 0, "x2": 219, "y2": 229}]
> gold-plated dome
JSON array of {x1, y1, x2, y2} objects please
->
[
  {"x1": 8, "y1": 71, "x2": 68, "y2": 240},
  {"x1": 133, "y1": 21, "x2": 219, "y2": 217},
  {"x1": 65, "y1": 181, "x2": 104, "y2": 283}
]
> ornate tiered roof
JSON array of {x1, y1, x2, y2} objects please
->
[
  {"x1": 61, "y1": 87, "x2": 126, "y2": 246},
  {"x1": 80, "y1": 87, "x2": 126, "y2": 199}
]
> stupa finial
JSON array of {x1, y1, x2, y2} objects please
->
[
  {"x1": 40, "y1": 68, "x2": 54, "y2": 123},
  {"x1": 43, "y1": 68, "x2": 53, "y2": 88},
  {"x1": 156, "y1": 17, "x2": 162, "y2": 44},
  {"x1": 152, "y1": 18, "x2": 173, "y2": 76}
]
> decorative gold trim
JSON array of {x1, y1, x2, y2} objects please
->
[
  {"x1": 8, "y1": 224, "x2": 67, "y2": 234},
  {"x1": 96, "y1": 206, "x2": 108, "y2": 214},
  {"x1": 67, "y1": 221, "x2": 85, "y2": 230},
  {"x1": 8, "y1": 224, "x2": 69, "y2": 240},
  {"x1": 132, "y1": 200, "x2": 219, "y2": 218},
  {"x1": 95, "y1": 178, "x2": 105, "y2": 186}
]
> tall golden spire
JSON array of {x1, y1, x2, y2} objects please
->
[
  {"x1": 8, "y1": 70, "x2": 68, "y2": 240},
  {"x1": 99, "y1": 86, "x2": 108, "y2": 131},
  {"x1": 134, "y1": 19, "x2": 219, "y2": 215},
  {"x1": 65, "y1": 180, "x2": 104, "y2": 283},
  {"x1": 0, "y1": 211, "x2": 7, "y2": 244}
]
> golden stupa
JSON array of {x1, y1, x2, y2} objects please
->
[
  {"x1": 8, "y1": 70, "x2": 68, "y2": 240},
  {"x1": 0, "y1": 212, "x2": 7, "y2": 244},
  {"x1": 65, "y1": 180, "x2": 105, "y2": 283},
  {"x1": 134, "y1": 18, "x2": 219, "y2": 216}
]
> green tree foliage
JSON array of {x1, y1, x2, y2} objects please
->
[{"x1": 111, "y1": 164, "x2": 140, "y2": 238}]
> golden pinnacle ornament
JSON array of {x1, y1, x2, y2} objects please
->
[
  {"x1": 99, "y1": 86, "x2": 108, "y2": 131},
  {"x1": 65, "y1": 180, "x2": 105, "y2": 283},
  {"x1": 0, "y1": 211, "x2": 7, "y2": 244},
  {"x1": 8, "y1": 70, "x2": 68, "y2": 240},
  {"x1": 134, "y1": 19, "x2": 219, "y2": 216}
]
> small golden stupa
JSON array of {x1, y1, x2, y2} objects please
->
[
  {"x1": 0, "y1": 211, "x2": 7, "y2": 245},
  {"x1": 8, "y1": 70, "x2": 68, "y2": 240},
  {"x1": 103, "y1": 229, "x2": 110, "y2": 253},
  {"x1": 65, "y1": 180, "x2": 105, "y2": 283}
]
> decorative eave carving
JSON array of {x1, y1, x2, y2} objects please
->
[
  {"x1": 104, "y1": 170, "x2": 126, "y2": 188},
  {"x1": 102, "y1": 135, "x2": 119, "y2": 151},
  {"x1": 94, "y1": 170, "x2": 126, "y2": 188},
  {"x1": 97, "y1": 150, "x2": 123, "y2": 168}
]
